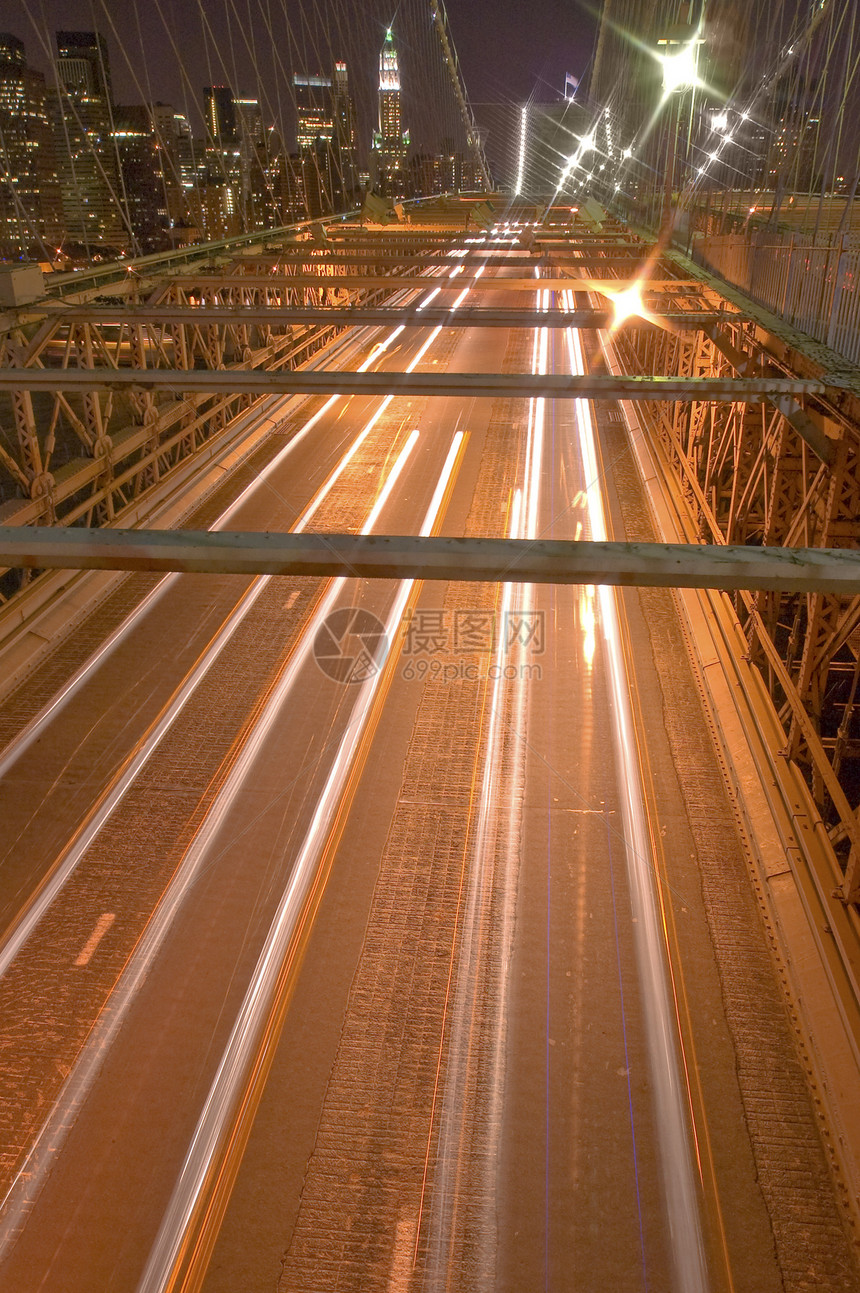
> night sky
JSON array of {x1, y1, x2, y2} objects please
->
[{"x1": 3, "y1": 0, "x2": 598, "y2": 167}]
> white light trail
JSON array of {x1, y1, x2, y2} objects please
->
[
  {"x1": 0, "y1": 421, "x2": 443, "y2": 1265},
  {"x1": 427, "y1": 281, "x2": 547, "y2": 1281},
  {"x1": 565, "y1": 308, "x2": 709, "y2": 1293},
  {"x1": 138, "y1": 433, "x2": 464, "y2": 1293},
  {"x1": 358, "y1": 324, "x2": 405, "y2": 370},
  {"x1": 0, "y1": 314, "x2": 448, "y2": 979},
  {"x1": 0, "y1": 283, "x2": 443, "y2": 781},
  {"x1": 515, "y1": 104, "x2": 528, "y2": 195},
  {"x1": 362, "y1": 430, "x2": 419, "y2": 531}
]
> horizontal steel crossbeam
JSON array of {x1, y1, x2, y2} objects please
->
[
  {"x1": 226, "y1": 254, "x2": 652, "y2": 269},
  {"x1": 0, "y1": 370, "x2": 830, "y2": 399},
  {"x1": 47, "y1": 306, "x2": 726, "y2": 330},
  {"x1": 2, "y1": 529, "x2": 859, "y2": 593},
  {"x1": 162, "y1": 274, "x2": 702, "y2": 293}
]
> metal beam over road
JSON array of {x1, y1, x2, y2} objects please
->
[
  {"x1": 2, "y1": 528, "x2": 859, "y2": 593},
  {"x1": 223, "y1": 254, "x2": 654, "y2": 269},
  {"x1": 44, "y1": 306, "x2": 729, "y2": 330},
  {"x1": 0, "y1": 369, "x2": 831, "y2": 399},
  {"x1": 162, "y1": 274, "x2": 703, "y2": 293}
]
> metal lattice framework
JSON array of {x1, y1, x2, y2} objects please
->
[
  {"x1": 0, "y1": 234, "x2": 448, "y2": 533},
  {"x1": 611, "y1": 283, "x2": 860, "y2": 901}
]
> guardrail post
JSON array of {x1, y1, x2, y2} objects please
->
[
  {"x1": 826, "y1": 233, "x2": 850, "y2": 351},
  {"x1": 781, "y1": 232, "x2": 796, "y2": 319}
]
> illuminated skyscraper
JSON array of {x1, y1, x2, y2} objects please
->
[
  {"x1": 112, "y1": 104, "x2": 168, "y2": 249},
  {"x1": 0, "y1": 33, "x2": 62, "y2": 256},
  {"x1": 200, "y1": 86, "x2": 241, "y2": 235},
  {"x1": 372, "y1": 28, "x2": 409, "y2": 197},
  {"x1": 52, "y1": 29, "x2": 126, "y2": 250},
  {"x1": 204, "y1": 86, "x2": 240, "y2": 186},
  {"x1": 294, "y1": 75, "x2": 333, "y2": 152},
  {"x1": 56, "y1": 30, "x2": 111, "y2": 100},
  {"x1": 332, "y1": 61, "x2": 358, "y2": 205},
  {"x1": 293, "y1": 73, "x2": 335, "y2": 217}
]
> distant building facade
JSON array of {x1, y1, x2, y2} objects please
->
[
  {"x1": 0, "y1": 33, "x2": 62, "y2": 258},
  {"x1": 112, "y1": 104, "x2": 169, "y2": 250},
  {"x1": 51, "y1": 29, "x2": 128, "y2": 252},
  {"x1": 332, "y1": 61, "x2": 359, "y2": 208},
  {"x1": 293, "y1": 73, "x2": 334, "y2": 218},
  {"x1": 372, "y1": 29, "x2": 409, "y2": 197}
]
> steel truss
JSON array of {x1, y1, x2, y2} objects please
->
[
  {"x1": 0, "y1": 245, "x2": 418, "y2": 537},
  {"x1": 613, "y1": 295, "x2": 860, "y2": 901}
]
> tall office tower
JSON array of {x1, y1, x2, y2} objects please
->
[
  {"x1": 589, "y1": 0, "x2": 672, "y2": 185},
  {"x1": 235, "y1": 97, "x2": 270, "y2": 229},
  {"x1": 168, "y1": 112, "x2": 202, "y2": 194},
  {"x1": 52, "y1": 29, "x2": 126, "y2": 251},
  {"x1": 293, "y1": 73, "x2": 335, "y2": 217},
  {"x1": 373, "y1": 27, "x2": 410, "y2": 197},
  {"x1": 112, "y1": 105, "x2": 169, "y2": 250},
  {"x1": 0, "y1": 33, "x2": 63, "y2": 257},
  {"x1": 235, "y1": 97, "x2": 263, "y2": 153},
  {"x1": 331, "y1": 60, "x2": 359, "y2": 206},
  {"x1": 205, "y1": 86, "x2": 236, "y2": 148},
  {"x1": 204, "y1": 85, "x2": 240, "y2": 184},
  {"x1": 294, "y1": 74, "x2": 333, "y2": 150},
  {"x1": 256, "y1": 124, "x2": 285, "y2": 227},
  {"x1": 147, "y1": 106, "x2": 206, "y2": 235},
  {"x1": 279, "y1": 152, "x2": 306, "y2": 224},
  {"x1": 202, "y1": 85, "x2": 241, "y2": 235},
  {"x1": 765, "y1": 75, "x2": 822, "y2": 193},
  {"x1": 139, "y1": 103, "x2": 190, "y2": 234},
  {"x1": 56, "y1": 30, "x2": 111, "y2": 99},
  {"x1": 590, "y1": 0, "x2": 752, "y2": 187}
]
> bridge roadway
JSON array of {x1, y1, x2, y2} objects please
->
[{"x1": 0, "y1": 252, "x2": 855, "y2": 1291}]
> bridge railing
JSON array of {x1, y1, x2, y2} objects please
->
[
  {"x1": 687, "y1": 226, "x2": 860, "y2": 367},
  {"x1": 612, "y1": 190, "x2": 860, "y2": 369}
]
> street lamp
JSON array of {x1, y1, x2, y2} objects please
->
[
  {"x1": 660, "y1": 40, "x2": 699, "y2": 95},
  {"x1": 656, "y1": 26, "x2": 702, "y2": 233}
]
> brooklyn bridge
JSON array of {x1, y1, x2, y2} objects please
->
[{"x1": 0, "y1": 2, "x2": 858, "y2": 1290}]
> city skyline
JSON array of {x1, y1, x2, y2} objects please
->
[
  {"x1": 14, "y1": 0, "x2": 598, "y2": 123},
  {"x1": 0, "y1": 19, "x2": 489, "y2": 260}
]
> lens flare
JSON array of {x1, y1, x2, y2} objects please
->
[
  {"x1": 609, "y1": 281, "x2": 650, "y2": 329},
  {"x1": 660, "y1": 42, "x2": 699, "y2": 93}
]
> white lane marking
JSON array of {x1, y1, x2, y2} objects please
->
[
  {"x1": 138, "y1": 435, "x2": 464, "y2": 1293},
  {"x1": 283, "y1": 592, "x2": 299, "y2": 610},
  {"x1": 74, "y1": 913, "x2": 116, "y2": 967}
]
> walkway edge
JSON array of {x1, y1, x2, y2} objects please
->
[{"x1": 620, "y1": 392, "x2": 860, "y2": 1235}]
